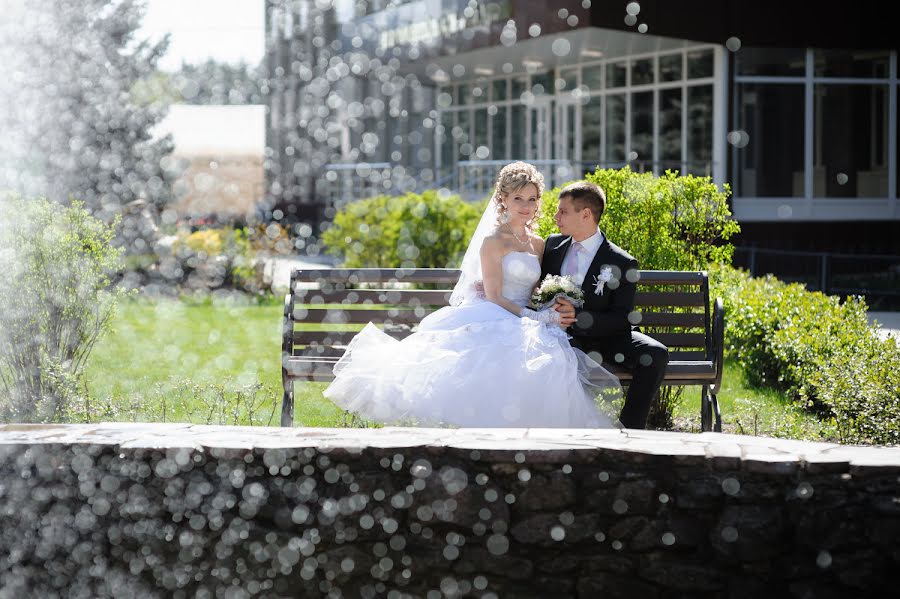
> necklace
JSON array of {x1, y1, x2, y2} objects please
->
[{"x1": 506, "y1": 224, "x2": 529, "y2": 245}]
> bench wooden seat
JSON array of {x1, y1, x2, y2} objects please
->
[{"x1": 282, "y1": 268, "x2": 724, "y2": 432}]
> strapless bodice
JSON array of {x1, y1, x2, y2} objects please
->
[{"x1": 501, "y1": 252, "x2": 541, "y2": 307}]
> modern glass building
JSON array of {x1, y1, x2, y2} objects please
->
[{"x1": 265, "y1": 0, "x2": 899, "y2": 293}]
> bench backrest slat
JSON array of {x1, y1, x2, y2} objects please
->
[
  {"x1": 288, "y1": 268, "x2": 712, "y2": 357},
  {"x1": 295, "y1": 307, "x2": 438, "y2": 325},
  {"x1": 293, "y1": 289, "x2": 454, "y2": 305},
  {"x1": 294, "y1": 268, "x2": 460, "y2": 284}
]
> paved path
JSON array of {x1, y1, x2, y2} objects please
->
[{"x1": 868, "y1": 311, "x2": 900, "y2": 340}]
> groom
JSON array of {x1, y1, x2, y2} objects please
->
[{"x1": 542, "y1": 181, "x2": 669, "y2": 429}]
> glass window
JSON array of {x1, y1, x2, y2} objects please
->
[
  {"x1": 439, "y1": 111, "x2": 454, "y2": 169},
  {"x1": 814, "y1": 84, "x2": 889, "y2": 198},
  {"x1": 471, "y1": 84, "x2": 486, "y2": 102},
  {"x1": 735, "y1": 48, "x2": 805, "y2": 77},
  {"x1": 559, "y1": 69, "x2": 578, "y2": 92},
  {"x1": 531, "y1": 72, "x2": 552, "y2": 96},
  {"x1": 606, "y1": 62, "x2": 627, "y2": 88},
  {"x1": 659, "y1": 54, "x2": 682, "y2": 82},
  {"x1": 814, "y1": 49, "x2": 891, "y2": 78},
  {"x1": 632, "y1": 91, "x2": 653, "y2": 171},
  {"x1": 632, "y1": 58, "x2": 654, "y2": 86},
  {"x1": 581, "y1": 97, "x2": 601, "y2": 167},
  {"x1": 511, "y1": 76, "x2": 527, "y2": 101},
  {"x1": 510, "y1": 104, "x2": 525, "y2": 158},
  {"x1": 605, "y1": 94, "x2": 626, "y2": 165},
  {"x1": 733, "y1": 83, "x2": 804, "y2": 197},
  {"x1": 492, "y1": 106, "x2": 507, "y2": 160},
  {"x1": 456, "y1": 109, "x2": 470, "y2": 160},
  {"x1": 457, "y1": 83, "x2": 469, "y2": 104},
  {"x1": 660, "y1": 88, "x2": 682, "y2": 171},
  {"x1": 687, "y1": 85, "x2": 712, "y2": 176},
  {"x1": 583, "y1": 64, "x2": 603, "y2": 89},
  {"x1": 491, "y1": 78, "x2": 507, "y2": 102},
  {"x1": 687, "y1": 49, "x2": 713, "y2": 79},
  {"x1": 474, "y1": 108, "x2": 488, "y2": 156}
]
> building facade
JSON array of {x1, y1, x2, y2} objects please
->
[{"x1": 265, "y1": 0, "x2": 899, "y2": 300}]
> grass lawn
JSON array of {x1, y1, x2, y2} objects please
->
[{"x1": 86, "y1": 297, "x2": 827, "y2": 439}]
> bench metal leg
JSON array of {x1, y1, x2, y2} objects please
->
[
  {"x1": 280, "y1": 380, "x2": 294, "y2": 428},
  {"x1": 710, "y1": 391, "x2": 722, "y2": 432},
  {"x1": 701, "y1": 385, "x2": 711, "y2": 432}
]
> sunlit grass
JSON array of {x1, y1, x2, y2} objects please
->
[
  {"x1": 672, "y1": 360, "x2": 830, "y2": 440},
  {"x1": 87, "y1": 297, "x2": 827, "y2": 439}
]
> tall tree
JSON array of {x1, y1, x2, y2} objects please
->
[{"x1": 0, "y1": 0, "x2": 176, "y2": 222}]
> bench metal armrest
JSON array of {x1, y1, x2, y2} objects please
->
[{"x1": 709, "y1": 297, "x2": 725, "y2": 393}]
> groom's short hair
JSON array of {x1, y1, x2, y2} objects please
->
[{"x1": 559, "y1": 181, "x2": 606, "y2": 223}]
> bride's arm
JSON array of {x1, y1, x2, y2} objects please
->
[{"x1": 480, "y1": 238, "x2": 529, "y2": 317}]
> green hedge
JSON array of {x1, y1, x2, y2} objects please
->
[
  {"x1": 321, "y1": 191, "x2": 483, "y2": 268},
  {"x1": 711, "y1": 264, "x2": 900, "y2": 445},
  {"x1": 536, "y1": 167, "x2": 739, "y2": 270}
]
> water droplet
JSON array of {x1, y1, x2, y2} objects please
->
[{"x1": 722, "y1": 477, "x2": 741, "y2": 495}]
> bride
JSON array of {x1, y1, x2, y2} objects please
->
[{"x1": 323, "y1": 161, "x2": 622, "y2": 428}]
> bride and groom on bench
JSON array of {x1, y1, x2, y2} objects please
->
[{"x1": 323, "y1": 161, "x2": 669, "y2": 430}]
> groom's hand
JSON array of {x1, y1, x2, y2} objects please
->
[{"x1": 554, "y1": 297, "x2": 577, "y2": 328}]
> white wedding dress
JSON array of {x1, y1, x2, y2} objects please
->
[{"x1": 322, "y1": 251, "x2": 621, "y2": 428}]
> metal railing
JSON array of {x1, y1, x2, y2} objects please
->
[{"x1": 733, "y1": 246, "x2": 900, "y2": 310}]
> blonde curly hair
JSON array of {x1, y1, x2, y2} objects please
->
[{"x1": 491, "y1": 161, "x2": 545, "y2": 230}]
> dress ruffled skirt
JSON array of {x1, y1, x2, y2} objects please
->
[{"x1": 322, "y1": 300, "x2": 622, "y2": 428}]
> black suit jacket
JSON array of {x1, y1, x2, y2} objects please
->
[{"x1": 541, "y1": 233, "x2": 639, "y2": 348}]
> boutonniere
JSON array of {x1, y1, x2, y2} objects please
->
[{"x1": 593, "y1": 266, "x2": 614, "y2": 296}]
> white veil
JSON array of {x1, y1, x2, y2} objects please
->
[{"x1": 449, "y1": 200, "x2": 499, "y2": 306}]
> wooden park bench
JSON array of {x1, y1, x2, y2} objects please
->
[{"x1": 281, "y1": 268, "x2": 724, "y2": 432}]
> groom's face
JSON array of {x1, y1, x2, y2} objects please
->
[{"x1": 555, "y1": 196, "x2": 589, "y2": 237}]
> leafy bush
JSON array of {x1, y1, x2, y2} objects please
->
[
  {"x1": 0, "y1": 196, "x2": 126, "y2": 422},
  {"x1": 810, "y1": 336, "x2": 900, "y2": 445},
  {"x1": 535, "y1": 167, "x2": 739, "y2": 270},
  {"x1": 321, "y1": 191, "x2": 483, "y2": 268},
  {"x1": 711, "y1": 263, "x2": 900, "y2": 445},
  {"x1": 171, "y1": 226, "x2": 259, "y2": 291}
]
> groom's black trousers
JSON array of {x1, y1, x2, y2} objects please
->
[{"x1": 569, "y1": 331, "x2": 669, "y2": 429}]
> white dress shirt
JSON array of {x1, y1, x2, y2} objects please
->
[{"x1": 565, "y1": 229, "x2": 604, "y2": 287}]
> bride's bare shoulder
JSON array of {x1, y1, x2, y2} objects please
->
[
  {"x1": 480, "y1": 232, "x2": 505, "y2": 255},
  {"x1": 531, "y1": 234, "x2": 545, "y2": 253}
]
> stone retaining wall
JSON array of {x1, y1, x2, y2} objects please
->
[{"x1": 1, "y1": 424, "x2": 898, "y2": 598}]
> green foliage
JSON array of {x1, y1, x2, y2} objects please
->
[
  {"x1": 322, "y1": 191, "x2": 483, "y2": 268},
  {"x1": 535, "y1": 167, "x2": 739, "y2": 270},
  {"x1": 172, "y1": 226, "x2": 259, "y2": 291},
  {"x1": 711, "y1": 263, "x2": 900, "y2": 445},
  {"x1": 0, "y1": 0, "x2": 175, "y2": 212},
  {"x1": 0, "y1": 196, "x2": 127, "y2": 422}
]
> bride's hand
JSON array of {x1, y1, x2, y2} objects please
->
[{"x1": 519, "y1": 307, "x2": 562, "y2": 326}]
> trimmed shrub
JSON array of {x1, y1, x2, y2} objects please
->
[
  {"x1": 0, "y1": 196, "x2": 126, "y2": 422},
  {"x1": 322, "y1": 191, "x2": 483, "y2": 268},
  {"x1": 171, "y1": 226, "x2": 258, "y2": 291},
  {"x1": 535, "y1": 167, "x2": 739, "y2": 270},
  {"x1": 711, "y1": 264, "x2": 900, "y2": 445}
]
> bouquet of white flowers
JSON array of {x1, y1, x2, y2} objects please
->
[{"x1": 531, "y1": 274, "x2": 585, "y2": 309}]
